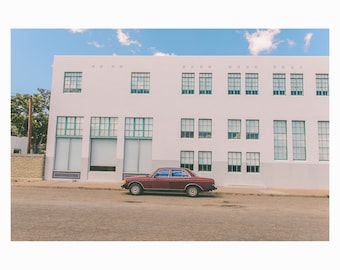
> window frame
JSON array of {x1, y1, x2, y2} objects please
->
[
  {"x1": 90, "y1": 117, "x2": 118, "y2": 172},
  {"x1": 228, "y1": 152, "x2": 242, "y2": 172},
  {"x1": 180, "y1": 151, "x2": 194, "y2": 170},
  {"x1": 290, "y1": 73, "x2": 304, "y2": 96},
  {"x1": 316, "y1": 74, "x2": 329, "y2": 96},
  {"x1": 90, "y1": 117, "x2": 118, "y2": 138},
  {"x1": 273, "y1": 73, "x2": 286, "y2": 95},
  {"x1": 199, "y1": 73, "x2": 212, "y2": 95},
  {"x1": 292, "y1": 120, "x2": 306, "y2": 160},
  {"x1": 198, "y1": 119, "x2": 212, "y2": 138},
  {"x1": 228, "y1": 119, "x2": 241, "y2": 139},
  {"x1": 181, "y1": 73, "x2": 195, "y2": 94},
  {"x1": 125, "y1": 117, "x2": 153, "y2": 139},
  {"x1": 131, "y1": 72, "x2": 150, "y2": 94},
  {"x1": 246, "y1": 120, "x2": 259, "y2": 140},
  {"x1": 318, "y1": 121, "x2": 329, "y2": 161},
  {"x1": 273, "y1": 120, "x2": 288, "y2": 160},
  {"x1": 228, "y1": 73, "x2": 241, "y2": 95},
  {"x1": 246, "y1": 152, "x2": 260, "y2": 173},
  {"x1": 63, "y1": 72, "x2": 82, "y2": 93},
  {"x1": 245, "y1": 73, "x2": 259, "y2": 95},
  {"x1": 198, "y1": 151, "x2": 212, "y2": 172},
  {"x1": 181, "y1": 118, "x2": 194, "y2": 138},
  {"x1": 56, "y1": 116, "x2": 83, "y2": 138}
]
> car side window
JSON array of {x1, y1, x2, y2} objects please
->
[
  {"x1": 171, "y1": 169, "x2": 190, "y2": 178},
  {"x1": 155, "y1": 169, "x2": 170, "y2": 177}
]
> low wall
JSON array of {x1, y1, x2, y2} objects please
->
[{"x1": 11, "y1": 154, "x2": 45, "y2": 181}]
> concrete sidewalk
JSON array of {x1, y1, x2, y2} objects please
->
[{"x1": 11, "y1": 179, "x2": 329, "y2": 197}]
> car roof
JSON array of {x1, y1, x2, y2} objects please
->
[{"x1": 157, "y1": 167, "x2": 190, "y2": 170}]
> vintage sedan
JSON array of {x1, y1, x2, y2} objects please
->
[{"x1": 121, "y1": 167, "x2": 217, "y2": 197}]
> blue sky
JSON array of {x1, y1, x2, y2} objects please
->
[{"x1": 11, "y1": 28, "x2": 329, "y2": 95}]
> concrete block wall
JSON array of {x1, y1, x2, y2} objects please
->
[{"x1": 11, "y1": 154, "x2": 45, "y2": 181}]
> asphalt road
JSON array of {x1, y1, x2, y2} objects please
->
[{"x1": 11, "y1": 186, "x2": 329, "y2": 241}]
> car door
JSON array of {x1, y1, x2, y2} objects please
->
[
  {"x1": 151, "y1": 169, "x2": 170, "y2": 189},
  {"x1": 169, "y1": 169, "x2": 190, "y2": 190}
]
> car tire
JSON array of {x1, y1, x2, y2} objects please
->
[
  {"x1": 186, "y1": 186, "x2": 199, "y2": 197},
  {"x1": 129, "y1": 183, "x2": 143, "y2": 195}
]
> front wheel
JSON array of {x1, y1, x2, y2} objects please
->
[
  {"x1": 129, "y1": 183, "x2": 143, "y2": 195},
  {"x1": 186, "y1": 186, "x2": 199, "y2": 197}
]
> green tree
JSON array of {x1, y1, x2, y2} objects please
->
[{"x1": 11, "y1": 88, "x2": 50, "y2": 153}]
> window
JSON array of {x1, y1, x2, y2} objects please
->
[
  {"x1": 246, "y1": 120, "x2": 259, "y2": 139},
  {"x1": 91, "y1": 117, "x2": 118, "y2": 138},
  {"x1": 131, "y1": 72, "x2": 150, "y2": 94},
  {"x1": 125, "y1": 117, "x2": 153, "y2": 138},
  {"x1": 124, "y1": 118, "x2": 153, "y2": 174},
  {"x1": 316, "y1": 74, "x2": 329, "y2": 96},
  {"x1": 56, "y1": 116, "x2": 83, "y2": 137},
  {"x1": 155, "y1": 169, "x2": 170, "y2": 177},
  {"x1": 292, "y1": 121, "x2": 306, "y2": 160},
  {"x1": 54, "y1": 116, "x2": 83, "y2": 172},
  {"x1": 181, "y1": 118, "x2": 194, "y2": 138},
  {"x1": 228, "y1": 119, "x2": 241, "y2": 139},
  {"x1": 199, "y1": 119, "x2": 212, "y2": 138},
  {"x1": 172, "y1": 169, "x2": 190, "y2": 177},
  {"x1": 90, "y1": 117, "x2": 118, "y2": 172},
  {"x1": 228, "y1": 152, "x2": 242, "y2": 172},
  {"x1": 245, "y1": 73, "x2": 259, "y2": 95},
  {"x1": 246, "y1": 152, "x2": 260, "y2": 173},
  {"x1": 273, "y1": 73, "x2": 286, "y2": 95},
  {"x1": 63, "y1": 72, "x2": 82, "y2": 93},
  {"x1": 182, "y1": 73, "x2": 195, "y2": 94},
  {"x1": 291, "y1": 74, "x2": 303, "y2": 96},
  {"x1": 318, "y1": 121, "x2": 329, "y2": 161},
  {"x1": 228, "y1": 73, "x2": 241, "y2": 95},
  {"x1": 180, "y1": 151, "x2": 194, "y2": 170},
  {"x1": 198, "y1": 151, "x2": 212, "y2": 171},
  {"x1": 199, "y1": 73, "x2": 212, "y2": 94},
  {"x1": 274, "y1": 120, "x2": 288, "y2": 160}
]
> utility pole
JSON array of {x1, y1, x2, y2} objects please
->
[{"x1": 27, "y1": 95, "x2": 33, "y2": 154}]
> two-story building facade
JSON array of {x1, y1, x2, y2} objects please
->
[{"x1": 44, "y1": 55, "x2": 329, "y2": 189}]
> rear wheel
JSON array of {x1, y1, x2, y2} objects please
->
[
  {"x1": 186, "y1": 186, "x2": 199, "y2": 197},
  {"x1": 129, "y1": 183, "x2": 143, "y2": 195}
]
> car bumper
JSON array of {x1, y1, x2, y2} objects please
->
[
  {"x1": 206, "y1": 185, "x2": 217, "y2": 191},
  {"x1": 121, "y1": 184, "x2": 128, "y2": 189}
]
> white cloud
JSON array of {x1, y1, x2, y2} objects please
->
[
  {"x1": 68, "y1": 29, "x2": 87, "y2": 33},
  {"x1": 245, "y1": 29, "x2": 282, "y2": 55},
  {"x1": 304, "y1": 32, "x2": 313, "y2": 51},
  {"x1": 153, "y1": 51, "x2": 176, "y2": 56},
  {"x1": 116, "y1": 29, "x2": 141, "y2": 47},
  {"x1": 87, "y1": 41, "x2": 104, "y2": 48},
  {"x1": 287, "y1": 39, "x2": 296, "y2": 48}
]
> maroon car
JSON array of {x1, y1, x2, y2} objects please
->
[{"x1": 121, "y1": 167, "x2": 217, "y2": 197}]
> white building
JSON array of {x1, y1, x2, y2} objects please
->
[{"x1": 44, "y1": 55, "x2": 329, "y2": 190}]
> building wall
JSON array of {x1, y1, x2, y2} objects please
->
[
  {"x1": 11, "y1": 154, "x2": 45, "y2": 181},
  {"x1": 11, "y1": 136, "x2": 28, "y2": 154},
  {"x1": 45, "y1": 56, "x2": 329, "y2": 189}
]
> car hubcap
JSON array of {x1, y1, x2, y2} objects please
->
[
  {"x1": 188, "y1": 187, "x2": 197, "y2": 196},
  {"x1": 131, "y1": 186, "x2": 140, "y2": 194}
]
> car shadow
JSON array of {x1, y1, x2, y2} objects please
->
[{"x1": 122, "y1": 191, "x2": 221, "y2": 198}]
